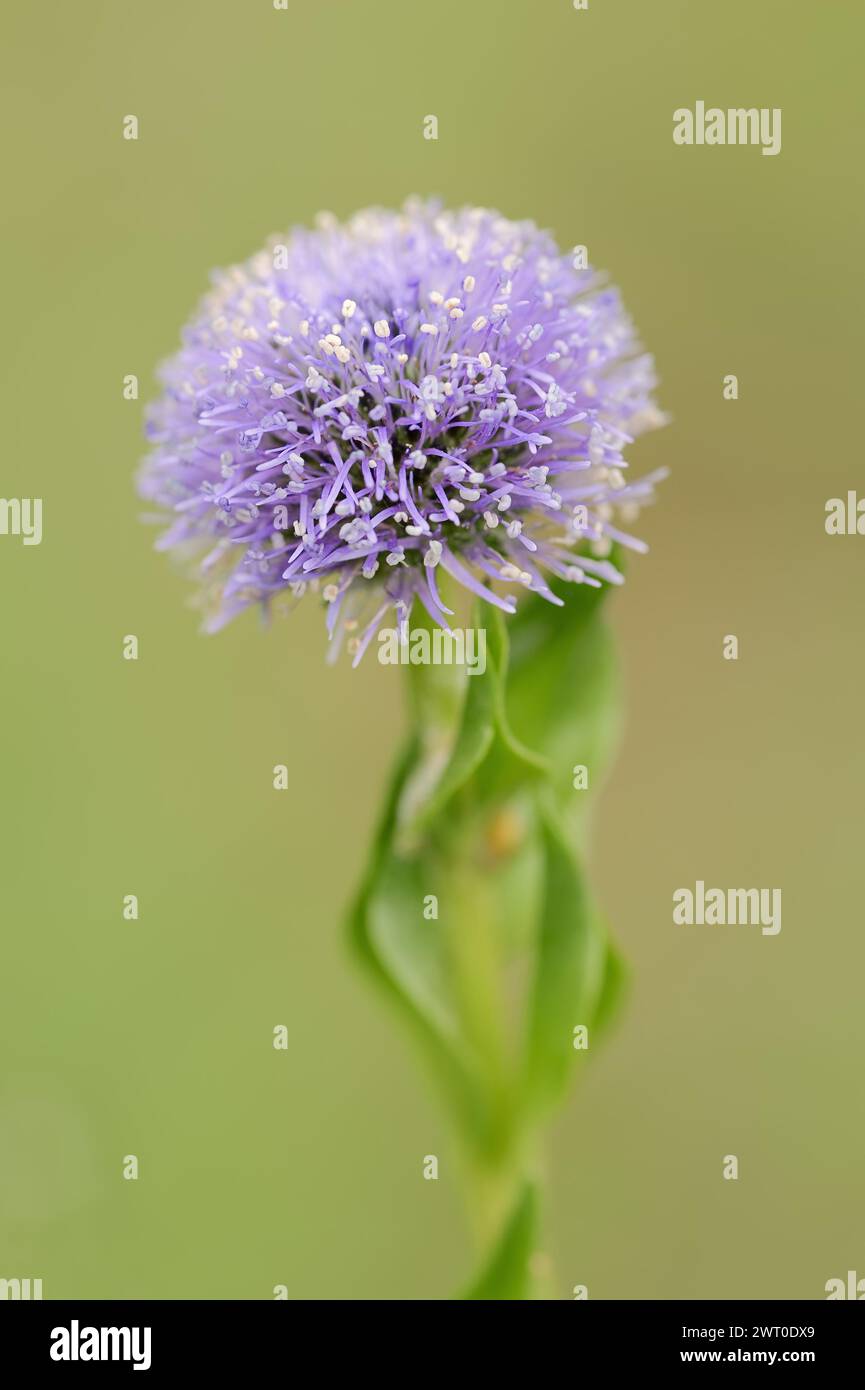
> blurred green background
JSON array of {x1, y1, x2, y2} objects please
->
[{"x1": 1, "y1": 0, "x2": 863, "y2": 1299}]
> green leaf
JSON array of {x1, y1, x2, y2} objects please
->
[
  {"x1": 348, "y1": 737, "x2": 493, "y2": 1150},
  {"x1": 461, "y1": 1183, "x2": 538, "y2": 1300},
  {"x1": 522, "y1": 801, "x2": 608, "y2": 1117},
  {"x1": 505, "y1": 574, "x2": 622, "y2": 815},
  {"x1": 591, "y1": 938, "x2": 629, "y2": 1045},
  {"x1": 471, "y1": 610, "x2": 553, "y2": 808},
  {"x1": 408, "y1": 647, "x2": 496, "y2": 831},
  {"x1": 402, "y1": 604, "x2": 548, "y2": 837}
]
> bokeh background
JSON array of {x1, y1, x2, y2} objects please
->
[{"x1": 1, "y1": 0, "x2": 863, "y2": 1299}]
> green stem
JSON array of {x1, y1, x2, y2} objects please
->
[
  {"x1": 447, "y1": 843, "x2": 509, "y2": 1119},
  {"x1": 445, "y1": 796, "x2": 551, "y2": 1292},
  {"x1": 464, "y1": 1135, "x2": 534, "y2": 1248},
  {"x1": 350, "y1": 581, "x2": 622, "y2": 1298}
]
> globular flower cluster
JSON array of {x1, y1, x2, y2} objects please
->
[{"x1": 139, "y1": 200, "x2": 665, "y2": 661}]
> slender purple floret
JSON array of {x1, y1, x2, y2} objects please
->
[{"x1": 139, "y1": 200, "x2": 666, "y2": 661}]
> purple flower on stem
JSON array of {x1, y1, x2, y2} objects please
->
[{"x1": 139, "y1": 200, "x2": 666, "y2": 661}]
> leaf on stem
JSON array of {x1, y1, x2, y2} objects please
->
[
  {"x1": 461, "y1": 1183, "x2": 538, "y2": 1301},
  {"x1": 522, "y1": 802, "x2": 608, "y2": 1117}
]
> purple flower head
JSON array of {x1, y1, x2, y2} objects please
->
[{"x1": 139, "y1": 200, "x2": 666, "y2": 662}]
